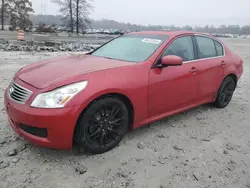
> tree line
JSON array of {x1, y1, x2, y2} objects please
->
[
  {"x1": 30, "y1": 15, "x2": 250, "y2": 35},
  {"x1": 90, "y1": 20, "x2": 250, "y2": 35},
  {"x1": 0, "y1": 0, "x2": 92, "y2": 33},
  {"x1": 1, "y1": 1, "x2": 250, "y2": 35}
]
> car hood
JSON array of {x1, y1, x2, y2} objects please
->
[{"x1": 17, "y1": 54, "x2": 134, "y2": 89}]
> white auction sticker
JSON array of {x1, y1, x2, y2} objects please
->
[{"x1": 141, "y1": 38, "x2": 162, "y2": 44}]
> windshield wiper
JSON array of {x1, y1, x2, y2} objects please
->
[{"x1": 102, "y1": 56, "x2": 113, "y2": 60}]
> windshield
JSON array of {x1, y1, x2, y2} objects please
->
[{"x1": 91, "y1": 34, "x2": 168, "y2": 62}]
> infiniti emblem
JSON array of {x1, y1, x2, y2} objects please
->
[{"x1": 9, "y1": 86, "x2": 15, "y2": 94}]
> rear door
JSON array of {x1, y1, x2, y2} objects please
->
[{"x1": 194, "y1": 35, "x2": 225, "y2": 99}]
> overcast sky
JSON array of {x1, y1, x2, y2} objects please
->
[{"x1": 31, "y1": 0, "x2": 250, "y2": 26}]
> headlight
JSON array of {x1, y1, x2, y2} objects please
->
[{"x1": 31, "y1": 81, "x2": 88, "y2": 108}]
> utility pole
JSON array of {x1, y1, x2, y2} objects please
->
[
  {"x1": 76, "y1": 0, "x2": 79, "y2": 34},
  {"x1": 69, "y1": 0, "x2": 73, "y2": 33},
  {"x1": 1, "y1": 0, "x2": 4, "y2": 30},
  {"x1": 41, "y1": 4, "x2": 47, "y2": 24},
  {"x1": 44, "y1": 4, "x2": 47, "y2": 24}
]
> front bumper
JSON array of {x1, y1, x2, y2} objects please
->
[{"x1": 4, "y1": 82, "x2": 83, "y2": 150}]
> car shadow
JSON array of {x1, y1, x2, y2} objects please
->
[
  {"x1": 26, "y1": 103, "x2": 221, "y2": 159},
  {"x1": 124, "y1": 104, "x2": 216, "y2": 137}
]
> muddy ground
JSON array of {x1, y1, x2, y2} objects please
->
[{"x1": 0, "y1": 38, "x2": 250, "y2": 188}]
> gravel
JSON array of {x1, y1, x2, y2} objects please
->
[
  {"x1": 75, "y1": 164, "x2": 88, "y2": 175},
  {"x1": 0, "y1": 40, "x2": 101, "y2": 52},
  {"x1": 7, "y1": 149, "x2": 18, "y2": 157},
  {"x1": 0, "y1": 38, "x2": 250, "y2": 188},
  {"x1": 11, "y1": 158, "x2": 19, "y2": 163},
  {"x1": 0, "y1": 161, "x2": 10, "y2": 169},
  {"x1": 137, "y1": 142, "x2": 145, "y2": 149}
]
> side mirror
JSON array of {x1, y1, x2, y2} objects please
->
[{"x1": 160, "y1": 55, "x2": 183, "y2": 67}]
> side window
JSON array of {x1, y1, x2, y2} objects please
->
[
  {"x1": 214, "y1": 40, "x2": 224, "y2": 56},
  {"x1": 195, "y1": 36, "x2": 216, "y2": 59},
  {"x1": 162, "y1": 36, "x2": 194, "y2": 61}
]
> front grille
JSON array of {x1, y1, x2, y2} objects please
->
[
  {"x1": 8, "y1": 82, "x2": 33, "y2": 104},
  {"x1": 20, "y1": 124, "x2": 48, "y2": 138}
]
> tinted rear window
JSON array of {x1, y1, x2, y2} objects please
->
[
  {"x1": 196, "y1": 36, "x2": 217, "y2": 59},
  {"x1": 214, "y1": 40, "x2": 224, "y2": 56}
]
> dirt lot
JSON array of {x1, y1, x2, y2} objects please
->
[{"x1": 0, "y1": 38, "x2": 250, "y2": 188}]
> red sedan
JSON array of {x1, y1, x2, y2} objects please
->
[{"x1": 4, "y1": 31, "x2": 243, "y2": 154}]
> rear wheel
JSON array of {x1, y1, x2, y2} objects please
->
[
  {"x1": 75, "y1": 97, "x2": 129, "y2": 154},
  {"x1": 215, "y1": 76, "x2": 236, "y2": 108}
]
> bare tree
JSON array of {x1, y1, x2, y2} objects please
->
[
  {"x1": 6, "y1": 0, "x2": 34, "y2": 30},
  {"x1": 1, "y1": 0, "x2": 3, "y2": 30},
  {"x1": 52, "y1": 0, "x2": 74, "y2": 33},
  {"x1": 69, "y1": 0, "x2": 73, "y2": 32},
  {"x1": 1, "y1": 0, "x2": 7, "y2": 30},
  {"x1": 75, "y1": 0, "x2": 92, "y2": 34},
  {"x1": 52, "y1": 0, "x2": 92, "y2": 34}
]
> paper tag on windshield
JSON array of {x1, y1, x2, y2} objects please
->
[{"x1": 141, "y1": 38, "x2": 162, "y2": 44}]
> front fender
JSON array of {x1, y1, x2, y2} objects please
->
[
  {"x1": 71, "y1": 86, "x2": 148, "y2": 127},
  {"x1": 82, "y1": 88, "x2": 134, "y2": 107}
]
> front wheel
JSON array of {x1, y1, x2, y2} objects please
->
[
  {"x1": 214, "y1": 76, "x2": 236, "y2": 108},
  {"x1": 75, "y1": 97, "x2": 129, "y2": 154}
]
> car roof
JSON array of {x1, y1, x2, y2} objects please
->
[{"x1": 127, "y1": 30, "x2": 210, "y2": 37}]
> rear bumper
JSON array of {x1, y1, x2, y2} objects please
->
[{"x1": 4, "y1": 90, "x2": 83, "y2": 150}]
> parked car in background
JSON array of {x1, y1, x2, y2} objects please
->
[{"x1": 4, "y1": 31, "x2": 243, "y2": 154}]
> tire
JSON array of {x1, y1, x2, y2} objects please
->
[
  {"x1": 214, "y1": 76, "x2": 236, "y2": 108},
  {"x1": 75, "y1": 97, "x2": 129, "y2": 154}
]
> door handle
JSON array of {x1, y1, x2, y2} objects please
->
[
  {"x1": 190, "y1": 67, "x2": 198, "y2": 73},
  {"x1": 221, "y1": 60, "x2": 226, "y2": 66}
]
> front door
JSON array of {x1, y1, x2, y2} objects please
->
[{"x1": 148, "y1": 35, "x2": 200, "y2": 117}]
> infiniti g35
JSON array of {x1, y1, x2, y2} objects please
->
[{"x1": 4, "y1": 31, "x2": 243, "y2": 154}]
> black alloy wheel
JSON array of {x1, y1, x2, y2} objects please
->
[
  {"x1": 215, "y1": 76, "x2": 236, "y2": 108},
  {"x1": 76, "y1": 97, "x2": 129, "y2": 154}
]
